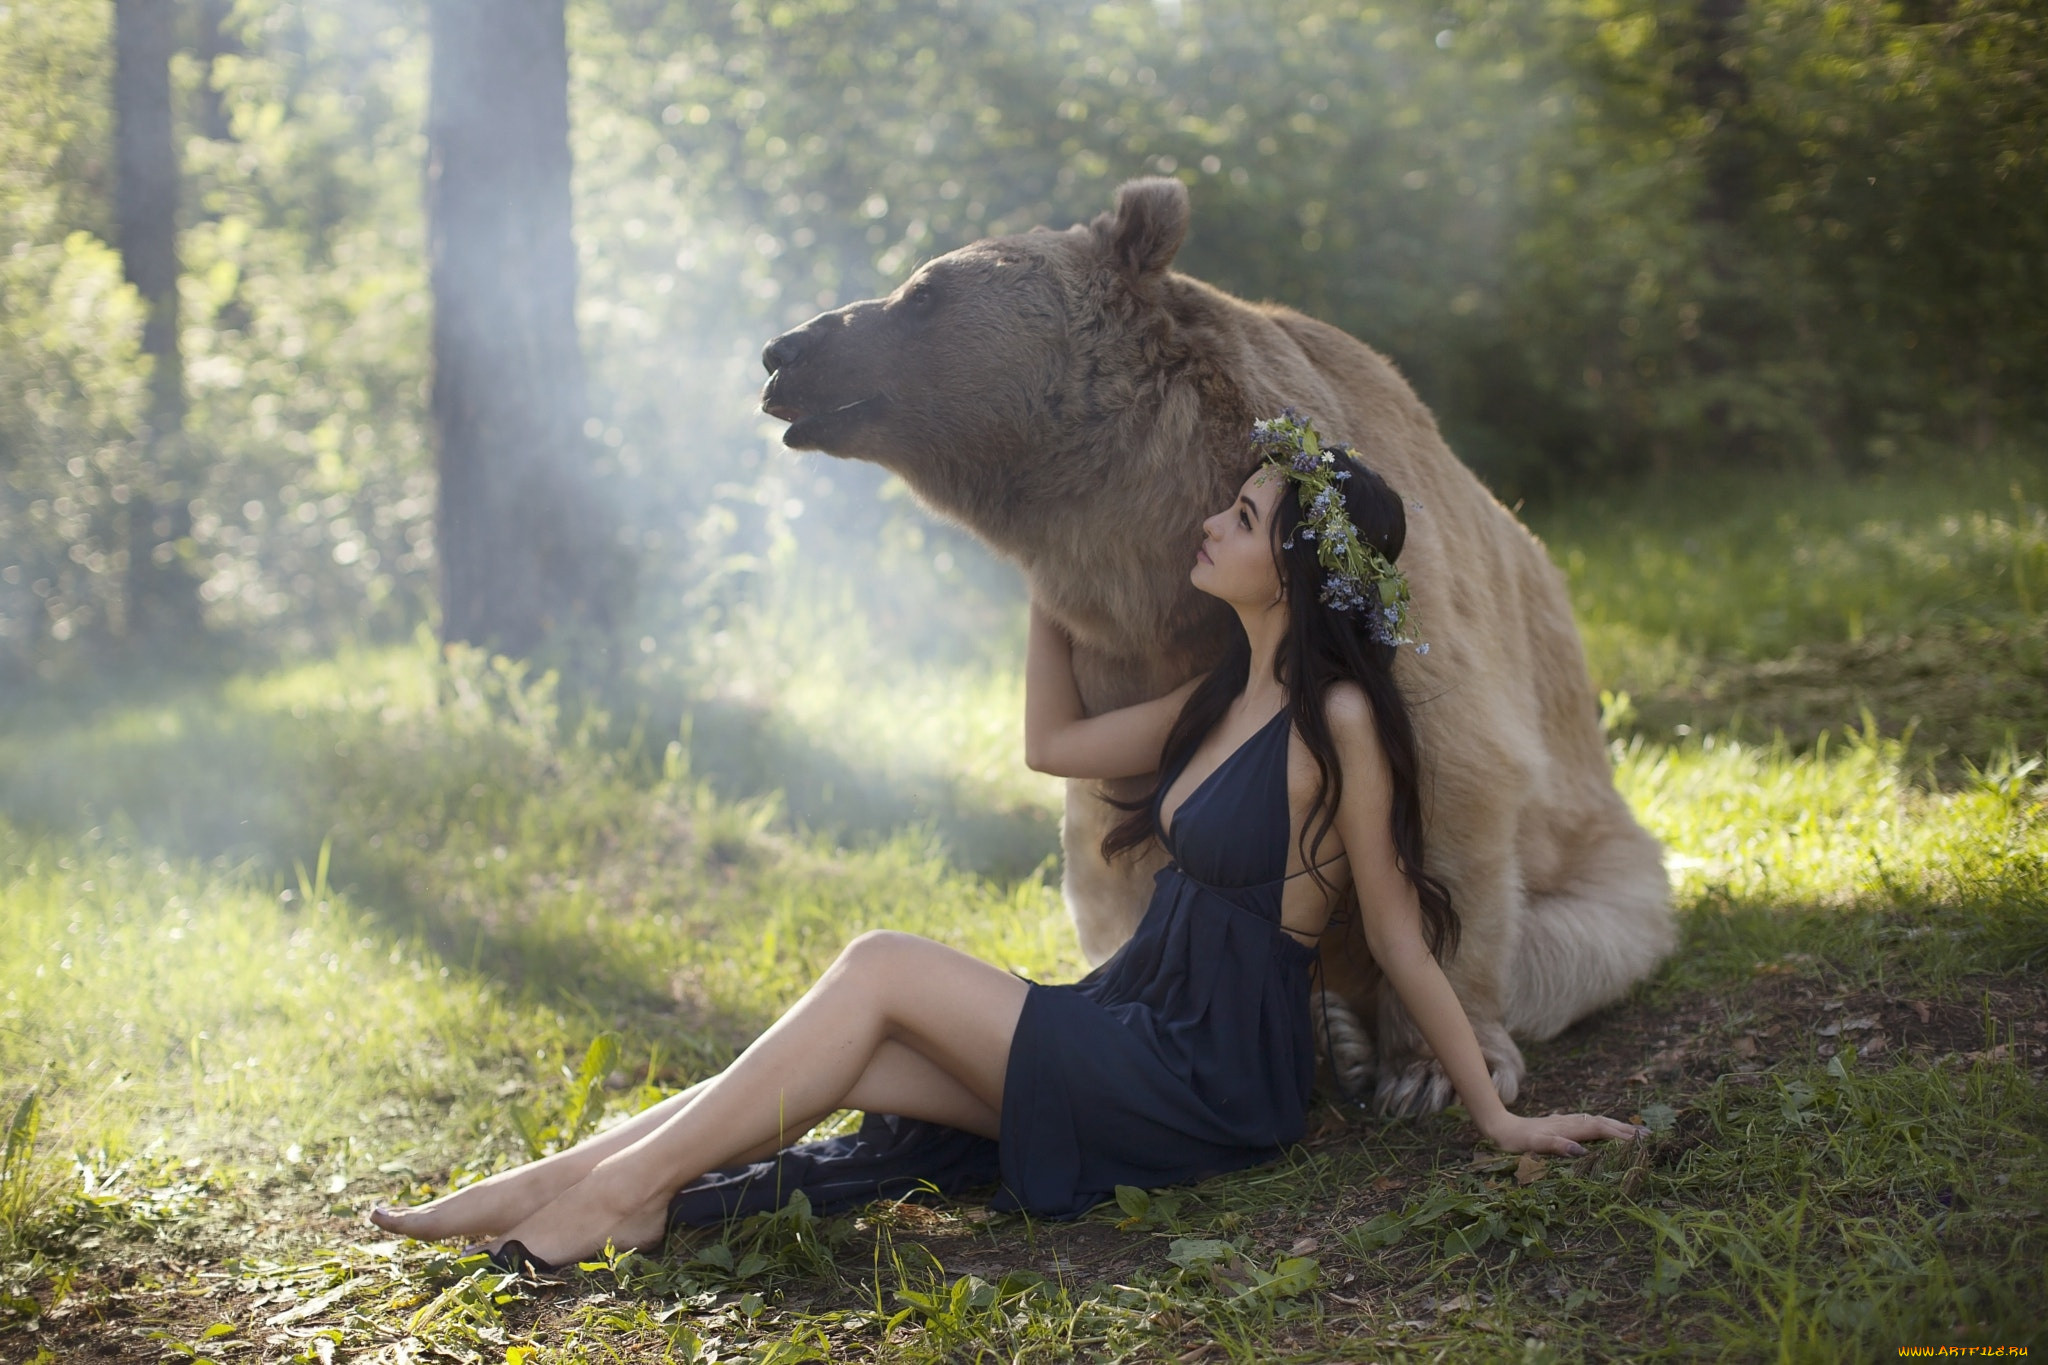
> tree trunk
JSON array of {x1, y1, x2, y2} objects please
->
[
  {"x1": 426, "y1": 0, "x2": 624, "y2": 661},
  {"x1": 1691, "y1": 0, "x2": 1751, "y2": 225},
  {"x1": 193, "y1": 0, "x2": 239, "y2": 142},
  {"x1": 114, "y1": 0, "x2": 199, "y2": 639}
]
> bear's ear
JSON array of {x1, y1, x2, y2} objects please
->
[{"x1": 1093, "y1": 177, "x2": 1189, "y2": 281}]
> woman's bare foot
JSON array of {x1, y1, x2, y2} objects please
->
[
  {"x1": 482, "y1": 1166, "x2": 672, "y2": 1269},
  {"x1": 366, "y1": 1163, "x2": 560, "y2": 1242}
]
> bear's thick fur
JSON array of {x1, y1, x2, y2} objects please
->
[{"x1": 759, "y1": 177, "x2": 1675, "y2": 1115}]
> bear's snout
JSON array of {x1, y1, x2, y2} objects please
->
[
  {"x1": 759, "y1": 314, "x2": 839, "y2": 424},
  {"x1": 761, "y1": 326, "x2": 810, "y2": 375},
  {"x1": 757, "y1": 304, "x2": 898, "y2": 454}
]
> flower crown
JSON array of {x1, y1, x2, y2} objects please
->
[{"x1": 1248, "y1": 408, "x2": 1426, "y2": 653}]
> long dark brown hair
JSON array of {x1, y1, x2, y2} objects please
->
[{"x1": 1099, "y1": 449, "x2": 1460, "y2": 964}]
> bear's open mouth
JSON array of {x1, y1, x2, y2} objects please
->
[{"x1": 766, "y1": 393, "x2": 885, "y2": 451}]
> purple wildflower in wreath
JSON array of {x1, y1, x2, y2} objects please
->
[{"x1": 1247, "y1": 409, "x2": 1427, "y2": 654}]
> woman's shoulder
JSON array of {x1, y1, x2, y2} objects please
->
[
  {"x1": 1316, "y1": 681, "x2": 1388, "y2": 766},
  {"x1": 1318, "y1": 680, "x2": 1374, "y2": 733}
]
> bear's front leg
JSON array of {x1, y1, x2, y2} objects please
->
[
  {"x1": 1371, "y1": 987, "x2": 1525, "y2": 1118},
  {"x1": 1060, "y1": 776, "x2": 1168, "y2": 965}
]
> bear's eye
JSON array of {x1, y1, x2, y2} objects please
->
[{"x1": 905, "y1": 278, "x2": 937, "y2": 312}]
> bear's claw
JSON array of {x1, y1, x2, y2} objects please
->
[
  {"x1": 1370, "y1": 1053, "x2": 1524, "y2": 1119},
  {"x1": 1374, "y1": 1059, "x2": 1456, "y2": 1118}
]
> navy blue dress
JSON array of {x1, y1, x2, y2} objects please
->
[{"x1": 666, "y1": 702, "x2": 1333, "y2": 1230}]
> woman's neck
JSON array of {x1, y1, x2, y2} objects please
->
[{"x1": 1233, "y1": 600, "x2": 1290, "y2": 716}]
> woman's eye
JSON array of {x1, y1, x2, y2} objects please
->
[{"x1": 1238, "y1": 511, "x2": 1250, "y2": 529}]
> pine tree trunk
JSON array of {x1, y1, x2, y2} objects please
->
[
  {"x1": 113, "y1": 0, "x2": 199, "y2": 639},
  {"x1": 426, "y1": 0, "x2": 623, "y2": 661}
]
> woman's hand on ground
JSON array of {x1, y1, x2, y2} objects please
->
[{"x1": 1482, "y1": 1111, "x2": 1648, "y2": 1157}]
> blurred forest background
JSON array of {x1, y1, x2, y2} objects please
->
[{"x1": 3, "y1": 0, "x2": 2042, "y2": 693}]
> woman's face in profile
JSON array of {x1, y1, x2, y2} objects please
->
[{"x1": 1191, "y1": 466, "x2": 1287, "y2": 608}]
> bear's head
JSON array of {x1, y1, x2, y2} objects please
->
[{"x1": 760, "y1": 178, "x2": 1229, "y2": 563}]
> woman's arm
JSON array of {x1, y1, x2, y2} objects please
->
[
  {"x1": 1323, "y1": 683, "x2": 1646, "y2": 1157},
  {"x1": 1023, "y1": 599, "x2": 1205, "y2": 779}
]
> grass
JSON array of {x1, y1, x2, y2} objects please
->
[
  {"x1": 1535, "y1": 450, "x2": 2048, "y2": 768},
  {"x1": 0, "y1": 458, "x2": 2044, "y2": 1362}
]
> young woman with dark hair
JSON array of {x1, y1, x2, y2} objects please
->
[{"x1": 368, "y1": 424, "x2": 1645, "y2": 1275}]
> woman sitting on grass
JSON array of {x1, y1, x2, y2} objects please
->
[{"x1": 370, "y1": 412, "x2": 1646, "y2": 1273}]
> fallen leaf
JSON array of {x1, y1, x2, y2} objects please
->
[
  {"x1": 1638, "y1": 1102, "x2": 1680, "y2": 1132},
  {"x1": 1910, "y1": 1000, "x2": 1931, "y2": 1023},
  {"x1": 1514, "y1": 1154, "x2": 1549, "y2": 1185},
  {"x1": 267, "y1": 1278, "x2": 363, "y2": 1326},
  {"x1": 1733, "y1": 1035, "x2": 1759, "y2": 1058},
  {"x1": 1289, "y1": 1236, "x2": 1320, "y2": 1256}
]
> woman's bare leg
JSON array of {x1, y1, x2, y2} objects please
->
[
  {"x1": 369, "y1": 1031, "x2": 995, "y2": 1242},
  {"x1": 485, "y1": 930, "x2": 1029, "y2": 1264},
  {"x1": 370, "y1": 1075, "x2": 720, "y2": 1240}
]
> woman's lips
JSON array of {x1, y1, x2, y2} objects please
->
[{"x1": 1197, "y1": 545, "x2": 1211, "y2": 563}]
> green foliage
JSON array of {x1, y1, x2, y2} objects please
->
[
  {"x1": 512, "y1": 1032, "x2": 623, "y2": 1159},
  {"x1": 1342, "y1": 1178, "x2": 1560, "y2": 1265},
  {"x1": 141, "y1": 1321, "x2": 238, "y2": 1365},
  {"x1": 1607, "y1": 1049, "x2": 2048, "y2": 1352},
  {"x1": 1550, "y1": 464, "x2": 2048, "y2": 665},
  {"x1": 0, "y1": 0, "x2": 432, "y2": 678},
  {"x1": 0, "y1": 228, "x2": 150, "y2": 660},
  {"x1": 402, "y1": 1258, "x2": 524, "y2": 1340},
  {"x1": 1615, "y1": 720, "x2": 2048, "y2": 998},
  {"x1": 6, "y1": 0, "x2": 2043, "y2": 679},
  {"x1": 1495, "y1": 0, "x2": 2048, "y2": 483},
  {"x1": 0, "y1": 1089, "x2": 43, "y2": 1246},
  {"x1": 1537, "y1": 458, "x2": 2048, "y2": 762},
  {"x1": 1109, "y1": 1181, "x2": 1184, "y2": 1231},
  {"x1": 1165, "y1": 1235, "x2": 1322, "y2": 1302},
  {"x1": 707, "y1": 1190, "x2": 850, "y2": 1284}
]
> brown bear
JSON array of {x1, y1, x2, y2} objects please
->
[{"x1": 758, "y1": 176, "x2": 1675, "y2": 1116}]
